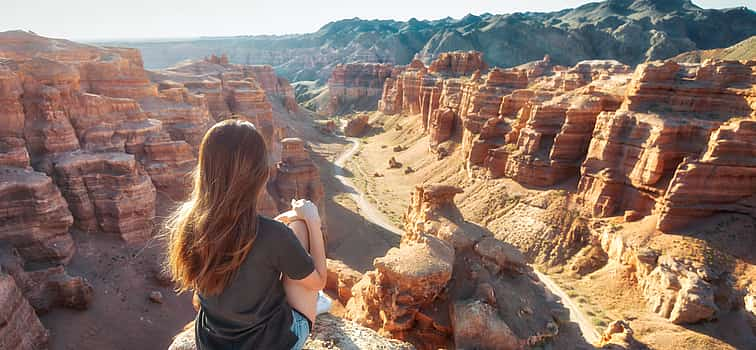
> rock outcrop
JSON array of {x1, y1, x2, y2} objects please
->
[
  {"x1": 169, "y1": 313, "x2": 415, "y2": 350},
  {"x1": 657, "y1": 119, "x2": 756, "y2": 232},
  {"x1": 345, "y1": 184, "x2": 560, "y2": 349},
  {"x1": 326, "y1": 258, "x2": 363, "y2": 304},
  {"x1": 327, "y1": 63, "x2": 397, "y2": 114},
  {"x1": 598, "y1": 320, "x2": 645, "y2": 349},
  {"x1": 0, "y1": 271, "x2": 49, "y2": 350},
  {"x1": 344, "y1": 114, "x2": 370, "y2": 137},
  {"x1": 577, "y1": 59, "x2": 755, "y2": 222},
  {"x1": 269, "y1": 138, "x2": 327, "y2": 230},
  {"x1": 596, "y1": 226, "x2": 735, "y2": 325},
  {"x1": 0, "y1": 167, "x2": 74, "y2": 264},
  {"x1": 382, "y1": 51, "x2": 756, "y2": 233},
  {"x1": 52, "y1": 151, "x2": 157, "y2": 242},
  {"x1": 428, "y1": 51, "x2": 488, "y2": 76}
]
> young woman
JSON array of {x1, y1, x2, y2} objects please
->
[{"x1": 166, "y1": 119, "x2": 327, "y2": 350}]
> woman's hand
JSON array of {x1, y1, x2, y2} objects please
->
[
  {"x1": 274, "y1": 210, "x2": 300, "y2": 225},
  {"x1": 291, "y1": 199, "x2": 321, "y2": 229}
]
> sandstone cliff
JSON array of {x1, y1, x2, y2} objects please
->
[
  {"x1": 326, "y1": 63, "x2": 398, "y2": 115},
  {"x1": 380, "y1": 51, "x2": 756, "y2": 235}
]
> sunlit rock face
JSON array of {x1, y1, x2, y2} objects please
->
[
  {"x1": 577, "y1": 59, "x2": 755, "y2": 223},
  {"x1": 380, "y1": 49, "x2": 756, "y2": 232},
  {"x1": 326, "y1": 63, "x2": 397, "y2": 115},
  {"x1": 345, "y1": 184, "x2": 560, "y2": 349}
]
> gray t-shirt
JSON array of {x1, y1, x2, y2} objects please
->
[{"x1": 195, "y1": 216, "x2": 315, "y2": 349}]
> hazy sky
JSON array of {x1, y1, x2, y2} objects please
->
[{"x1": 1, "y1": 0, "x2": 753, "y2": 40}]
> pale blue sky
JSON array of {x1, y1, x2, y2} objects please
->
[{"x1": 0, "y1": 0, "x2": 753, "y2": 40}]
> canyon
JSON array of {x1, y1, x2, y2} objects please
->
[
  {"x1": 1, "y1": 1, "x2": 755, "y2": 349},
  {"x1": 333, "y1": 46, "x2": 755, "y2": 349}
]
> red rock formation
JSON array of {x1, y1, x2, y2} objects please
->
[
  {"x1": 598, "y1": 231, "x2": 730, "y2": 325},
  {"x1": 0, "y1": 167, "x2": 74, "y2": 265},
  {"x1": 0, "y1": 64, "x2": 28, "y2": 168},
  {"x1": 0, "y1": 271, "x2": 49, "y2": 350},
  {"x1": 502, "y1": 91, "x2": 623, "y2": 186},
  {"x1": 344, "y1": 114, "x2": 370, "y2": 137},
  {"x1": 428, "y1": 51, "x2": 488, "y2": 76},
  {"x1": 325, "y1": 258, "x2": 362, "y2": 304},
  {"x1": 658, "y1": 119, "x2": 756, "y2": 231},
  {"x1": 345, "y1": 235, "x2": 454, "y2": 340},
  {"x1": 140, "y1": 87, "x2": 214, "y2": 150},
  {"x1": 345, "y1": 184, "x2": 559, "y2": 348},
  {"x1": 0, "y1": 168, "x2": 94, "y2": 314},
  {"x1": 1, "y1": 250, "x2": 93, "y2": 312},
  {"x1": 327, "y1": 63, "x2": 395, "y2": 114},
  {"x1": 428, "y1": 108, "x2": 455, "y2": 147},
  {"x1": 78, "y1": 47, "x2": 158, "y2": 99},
  {"x1": 52, "y1": 152, "x2": 156, "y2": 242},
  {"x1": 270, "y1": 138, "x2": 327, "y2": 231},
  {"x1": 244, "y1": 65, "x2": 298, "y2": 112},
  {"x1": 142, "y1": 137, "x2": 196, "y2": 199},
  {"x1": 577, "y1": 59, "x2": 754, "y2": 219},
  {"x1": 151, "y1": 59, "x2": 298, "y2": 120}
]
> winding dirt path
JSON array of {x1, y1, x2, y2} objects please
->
[
  {"x1": 534, "y1": 271, "x2": 601, "y2": 344},
  {"x1": 333, "y1": 137, "x2": 402, "y2": 235},
  {"x1": 332, "y1": 134, "x2": 599, "y2": 345}
]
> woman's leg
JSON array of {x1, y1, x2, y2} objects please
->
[{"x1": 284, "y1": 219, "x2": 318, "y2": 323}]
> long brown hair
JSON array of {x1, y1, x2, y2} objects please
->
[{"x1": 166, "y1": 119, "x2": 269, "y2": 296}]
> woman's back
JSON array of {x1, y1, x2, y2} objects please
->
[{"x1": 195, "y1": 216, "x2": 314, "y2": 350}]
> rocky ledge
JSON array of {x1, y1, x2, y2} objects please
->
[{"x1": 168, "y1": 313, "x2": 415, "y2": 350}]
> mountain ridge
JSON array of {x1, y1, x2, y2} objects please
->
[{"x1": 95, "y1": 0, "x2": 755, "y2": 81}]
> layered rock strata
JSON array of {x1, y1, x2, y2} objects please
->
[
  {"x1": 52, "y1": 152, "x2": 157, "y2": 242},
  {"x1": 269, "y1": 138, "x2": 327, "y2": 231},
  {"x1": 0, "y1": 271, "x2": 49, "y2": 350},
  {"x1": 577, "y1": 59, "x2": 755, "y2": 222},
  {"x1": 327, "y1": 63, "x2": 397, "y2": 114},
  {"x1": 345, "y1": 184, "x2": 560, "y2": 349},
  {"x1": 381, "y1": 51, "x2": 756, "y2": 232}
]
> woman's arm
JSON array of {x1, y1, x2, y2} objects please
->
[
  {"x1": 291, "y1": 200, "x2": 327, "y2": 290},
  {"x1": 275, "y1": 205, "x2": 327, "y2": 290}
]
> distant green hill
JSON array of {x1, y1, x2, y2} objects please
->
[{"x1": 99, "y1": 0, "x2": 756, "y2": 82}]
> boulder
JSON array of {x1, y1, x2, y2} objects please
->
[{"x1": 344, "y1": 114, "x2": 370, "y2": 137}]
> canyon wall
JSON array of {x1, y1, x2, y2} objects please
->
[
  {"x1": 379, "y1": 51, "x2": 756, "y2": 232},
  {"x1": 326, "y1": 63, "x2": 398, "y2": 115}
]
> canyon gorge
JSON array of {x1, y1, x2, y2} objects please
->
[{"x1": 2, "y1": 1, "x2": 756, "y2": 349}]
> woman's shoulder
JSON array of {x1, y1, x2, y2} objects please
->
[{"x1": 257, "y1": 215, "x2": 295, "y2": 238}]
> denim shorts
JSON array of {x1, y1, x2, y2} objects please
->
[{"x1": 290, "y1": 309, "x2": 310, "y2": 350}]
